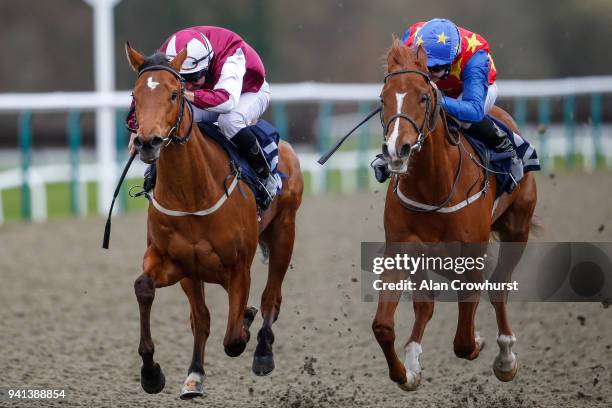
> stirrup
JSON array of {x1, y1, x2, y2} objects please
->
[{"x1": 507, "y1": 155, "x2": 524, "y2": 192}]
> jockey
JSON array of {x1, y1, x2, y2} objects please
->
[
  {"x1": 127, "y1": 26, "x2": 277, "y2": 199},
  {"x1": 373, "y1": 18, "x2": 523, "y2": 190}
]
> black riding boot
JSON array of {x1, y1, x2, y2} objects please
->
[
  {"x1": 232, "y1": 127, "x2": 270, "y2": 179},
  {"x1": 232, "y1": 126, "x2": 276, "y2": 208},
  {"x1": 468, "y1": 117, "x2": 523, "y2": 191}
]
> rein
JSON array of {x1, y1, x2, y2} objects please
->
[{"x1": 383, "y1": 68, "x2": 488, "y2": 214}]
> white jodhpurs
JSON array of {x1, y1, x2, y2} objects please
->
[{"x1": 192, "y1": 81, "x2": 271, "y2": 138}]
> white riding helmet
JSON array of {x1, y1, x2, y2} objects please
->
[{"x1": 162, "y1": 28, "x2": 214, "y2": 75}]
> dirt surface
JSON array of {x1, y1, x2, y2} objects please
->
[{"x1": 1, "y1": 172, "x2": 611, "y2": 407}]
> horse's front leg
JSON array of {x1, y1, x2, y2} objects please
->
[
  {"x1": 402, "y1": 272, "x2": 435, "y2": 391},
  {"x1": 222, "y1": 264, "x2": 256, "y2": 357},
  {"x1": 134, "y1": 246, "x2": 183, "y2": 394},
  {"x1": 179, "y1": 278, "x2": 210, "y2": 400},
  {"x1": 372, "y1": 269, "x2": 410, "y2": 390}
]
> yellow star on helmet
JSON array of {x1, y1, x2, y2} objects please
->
[
  {"x1": 464, "y1": 33, "x2": 483, "y2": 53},
  {"x1": 416, "y1": 35, "x2": 424, "y2": 46},
  {"x1": 437, "y1": 32, "x2": 449, "y2": 44}
]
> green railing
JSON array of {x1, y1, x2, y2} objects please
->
[{"x1": 2, "y1": 90, "x2": 611, "y2": 222}]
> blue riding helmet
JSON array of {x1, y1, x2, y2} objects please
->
[{"x1": 417, "y1": 18, "x2": 461, "y2": 68}]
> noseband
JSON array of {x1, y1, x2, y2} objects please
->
[
  {"x1": 134, "y1": 64, "x2": 194, "y2": 146},
  {"x1": 381, "y1": 68, "x2": 443, "y2": 152}
]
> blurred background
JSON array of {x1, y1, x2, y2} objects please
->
[{"x1": 1, "y1": 0, "x2": 611, "y2": 222}]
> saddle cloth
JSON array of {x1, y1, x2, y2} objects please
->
[
  {"x1": 198, "y1": 120, "x2": 283, "y2": 209},
  {"x1": 463, "y1": 116, "x2": 541, "y2": 197}
]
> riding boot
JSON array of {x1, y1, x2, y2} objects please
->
[
  {"x1": 468, "y1": 116, "x2": 524, "y2": 191},
  {"x1": 232, "y1": 127, "x2": 277, "y2": 207},
  {"x1": 371, "y1": 154, "x2": 391, "y2": 183}
]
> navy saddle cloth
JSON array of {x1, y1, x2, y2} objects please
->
[
  {"x1": 463, "y1": 116, "x2": 541, "y2": 197},
  {"x1": 198, "y1": 120, "x2": 283, "y2": 208}
]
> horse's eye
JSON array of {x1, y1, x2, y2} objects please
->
[
  {"x1": 420, "y1": 94, "x2": 428, "y2": 103},
  {"x1": 171, "y1": 91, "x2": 178, "y2": 102}
]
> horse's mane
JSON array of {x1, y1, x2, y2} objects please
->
[
  {"x1": 138, "y1": 52, "x2": 170, "y2": 71},
  {"x1": 386, "y1": 37, "x2": 427, "y2": 71}
]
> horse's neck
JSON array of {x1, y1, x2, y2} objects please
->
[
  {"x1": 155, "y1": 122, "x2": 227, "y2": 210},
  {"x1": 397, "y1": 120, "x2": 459, "y2": 202}
]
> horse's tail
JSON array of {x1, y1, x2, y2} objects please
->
[
  {"x1": 259, "y1": 240, "x2": 270, "y2": 265},
  {"x1": 529, "y1": 214, "x2": 544, "y2": 238}
]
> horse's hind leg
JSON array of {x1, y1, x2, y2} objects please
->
[
  {"x1": 223, "y1": 264, "x2": 254, "y2": 358},
  {"x1": 253, "y1": 211, "x2": 297, "y2": 376},
  {"x1": 134, "y1": 247, "x2": 183, "y2": 394},
  {"x1": 489, "y1": 178, "x2": 536, "y2": 382},
  {"x1": 454, "y1": 290, "x2": 484, "y2": 360},
  {"x1": 178, "y1": 278, "x2": 210, "y2": 400}
]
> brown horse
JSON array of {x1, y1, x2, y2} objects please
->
[
  {"x1": 125, "y1": 44, "x2": 303, "y2": 399},
  {"x1": 372, "y1": 40, "x2": 537, "y2": 391}
]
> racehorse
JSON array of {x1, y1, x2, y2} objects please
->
[
  {"x1": 125, "y1": 44, "x2": 303, "y2": 399},
  {"x1": 372, "y1": 40, "x2": 537, "y2": 391}
]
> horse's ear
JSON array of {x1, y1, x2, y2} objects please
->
[
  {"x1": 125, "y1": 42, "x2": 145, "y2": 72},
  {"x1": 169, "y1": 47, "x2": 188, "y2": 72},
  {"x1": 415, "y1": 44, "x2": 428, "y2": 66}
]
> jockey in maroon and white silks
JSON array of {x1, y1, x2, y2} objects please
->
[{"x1": 128, "y1": 26, "x2": 277, "y2": 199}]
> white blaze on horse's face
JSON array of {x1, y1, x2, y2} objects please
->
[
  {"x1": 386, "y1": 92, "x2": 409, "y2": 173},
  {"x1": 387, "y1": 92, "x2": 406, "y2": 160},
  {"x1": 147, "y1": 76, "x2": 160, "y2": 90}
]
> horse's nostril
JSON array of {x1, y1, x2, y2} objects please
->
[
  {"x1": 134, "y1": 137, "x2": 144, "y2": 148},
  {"x1": 400, "y1": 143, "x2": 411, "y2": 158},
  {"x1": 382, "y1": 143, "x2": 390, "y2": 159},
  {"x1": 151, "y1": 136, "x2": 164, "y2": 148}
]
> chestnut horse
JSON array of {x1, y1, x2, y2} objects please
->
[
  {"x1": 372, "y1": 40, "x2": 537, "y2": 391},
  {"x1": 125, "y1": 44, "x2": 303, "y2": 399}
]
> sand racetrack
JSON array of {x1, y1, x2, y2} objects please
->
[{"x1": 1, "y1": 172, "x2": 611, "y2": 407}]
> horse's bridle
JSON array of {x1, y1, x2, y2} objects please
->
[
  {"x1": 381, "y1": 68, "x2": 443, "y2": 153},
  {"x1": 382, "y1": 68, "x2": 473, "y2": 213},
  {"x1": 132, "y1": 64, "x2": 195, "y2": 146}
]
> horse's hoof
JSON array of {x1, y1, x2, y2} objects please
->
[
  {"x1": 179, "y1": 372, "x2": 205, "y2": 400},
  {"x1": 140, "y1": 363, "x2": 165, "y2": 394},
  {"x1": 253, "y1": 354, "x2": 275, "y2": 376},
  {"x1": 493, "y1": 357, "x2": 519, "y2": 382},
  {"x1": 397, "y1": 370, "x2": 421, "y2": 392},
  {"x1": 224, "y1": 339, "x2": 247, "y2": 357}
]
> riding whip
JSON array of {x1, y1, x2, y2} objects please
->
[
  {"x1": 317, "y1": 106, "x2": 381, "y2": 165},
  {"x1": 102, "y1": 152, "x2": 137, "y2": 249}
]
